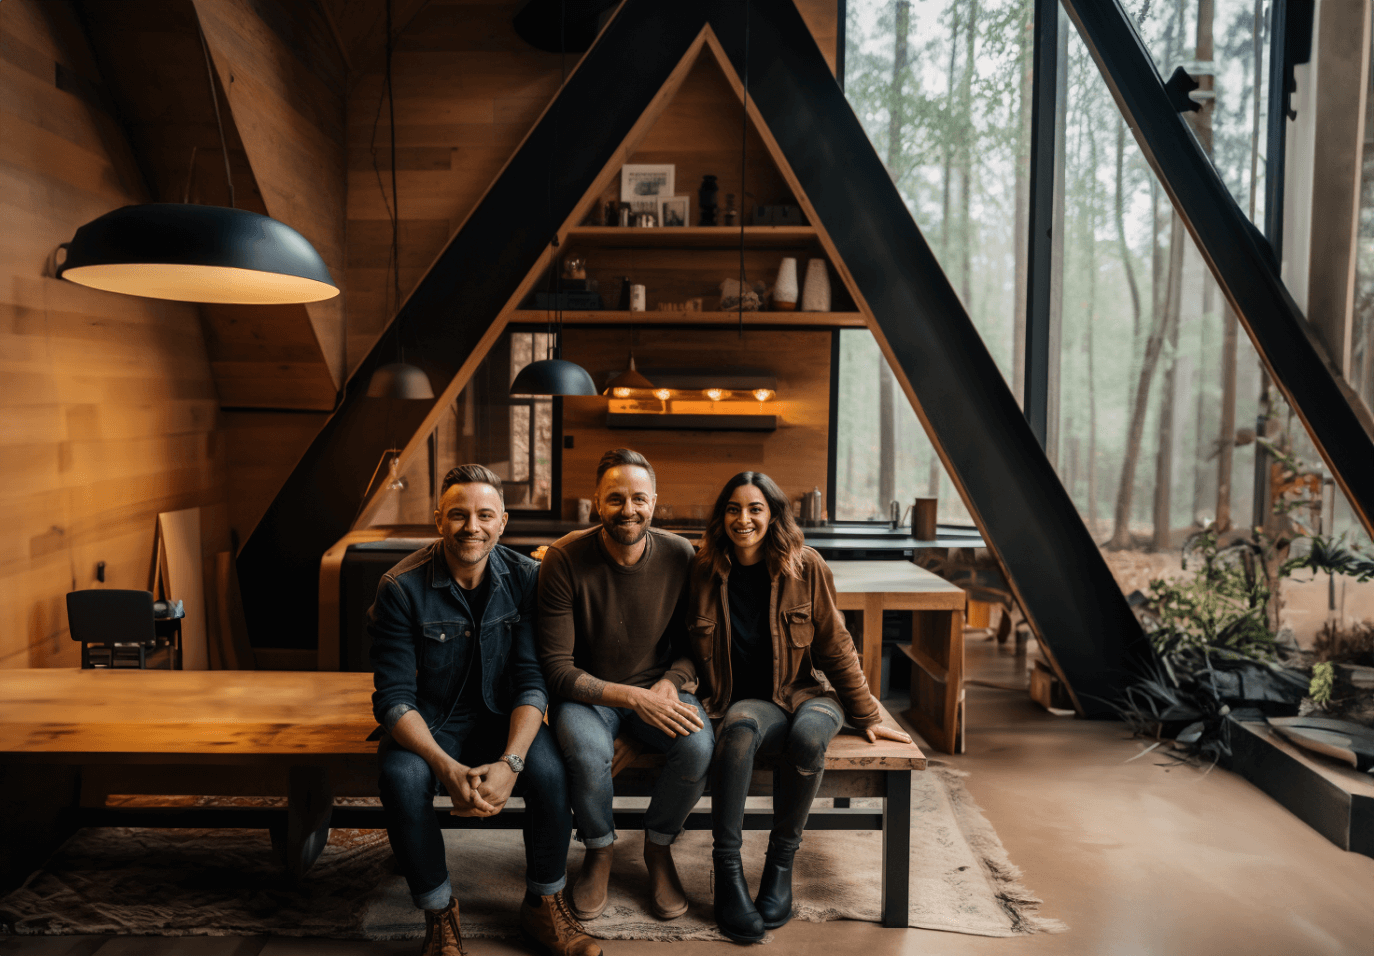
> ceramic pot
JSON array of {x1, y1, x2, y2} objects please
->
[
  {"x1": 801, "y1": 259, "x2": 831, "y2": 312},
  {"x1": 773, "y1": 257, "x2": 798, "y2": 311}
]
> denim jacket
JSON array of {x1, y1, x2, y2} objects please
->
[{"x1": 368, "y1": 541, "x2": 547, "y2": 730}]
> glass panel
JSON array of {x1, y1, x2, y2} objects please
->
[
  {"x1": 1129, "y1": 0, "x2": 1270, "y2": 225},
  {"x1": 365, "y1": 329, "x2": 555, "y2": 526},
  {"x1": 844, "y1": 0, "x2": 1033, "y2": 389},
  {"x1": 834, "y1": 329, "x2": 976, "y2": 526},
  {"x1": 1055, "y1": 21, "x2": 1373, "y2": 646},
  {"x1": 1352, "y1": 25, "x2": 1374, "y2": 409},
  {"x1": 843, "y1": 0, "x2": 1030, "y2": 526}
]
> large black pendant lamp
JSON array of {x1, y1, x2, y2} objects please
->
[
  {"x1": 56, "y1": 204, "x2": 339, "y2": 304},
  {"x1": 510, "y1": 0, "x2": 596, "y2": 399},
  {"x1": 56, "y1": 27, "x2": 337, "y2": 306}
]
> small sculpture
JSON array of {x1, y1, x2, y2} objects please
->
[
  {"x1": 698, "y1": 174, "x2": 719, "y2": 226},
  {"x1": 719, "y1": 277, "x2": 764, "y2": 311}
]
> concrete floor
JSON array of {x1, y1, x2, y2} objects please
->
[{"x1": 4, "y1": 637, "x2": 1372, "y2": 956}]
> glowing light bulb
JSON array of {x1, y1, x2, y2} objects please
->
[
  {"x1": 653, "y1": 388, "x2": 672, "y2": 401},
  {"x1": 385, "y1": 456, "x2": 408, "y2": 492},
  {"x1": 613, "y1": 387, "x2": 633, "y2": 399},
  {"x1": 705, "y1": 388, "x2": 729, "y2": 401},
  {"x1": 753, "y1": 388, "x2": 774, "y2": 402}
]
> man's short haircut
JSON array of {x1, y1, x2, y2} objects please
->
[
  {"x1": 596, "y1": 447, "x2": 656, "y2": 488},
  {"x1": 440, "y1": 464, "x2": 504, "y2": 505}
]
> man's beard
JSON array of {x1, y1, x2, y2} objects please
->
[
  {"x1": 603, "y1": 514, "x2": 649, "y2": 546},
  {"x1": 447, "y1": 533, "x2": 493, "y2": 565}
]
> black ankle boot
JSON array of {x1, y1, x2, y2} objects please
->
[
  {"x1": 713, "y1": 852, "x2": 765, "y2": 943},
  {"x1": 755, "y1": 843, "x2": 797, "y2": 929}
]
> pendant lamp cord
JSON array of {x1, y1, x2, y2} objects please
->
[
  {"x1": 199, "y1": 27, "x2": 235, "y2": 209},
  {"x1": 738, "y1": 0, "x2": 750, "y2": 339},
  {"x1": 387, "y1": 0, "x2": 404, "y2": 367},
  {"x1": 544, "y1": 0, "x2": 568, "y2": 363}
]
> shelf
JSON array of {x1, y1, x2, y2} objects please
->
[
  {"x1": 509, "y1": 309, "x2": 866, "y2": 327},
  {"x1": 565, "y1": 225, "x2": 819, "y2": 248}
]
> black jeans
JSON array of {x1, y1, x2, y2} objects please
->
[
  {"x1": 377, "y1": 709, "x2": 572, "y2": 908},
  {"x1": 710, "y1": 697, "x2": 845, "y2": 855}
]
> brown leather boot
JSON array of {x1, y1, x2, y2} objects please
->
[
  {"x1": 643, "y1": 839, "x2": 689, "y2": 919},
  {"x1": 519, "y1": 890, "x2": 602, "y2": 956},
  {"x1": 420, "y1": 897, "x2": 467, "y2": 956},
  {"x1": 569, "y1": 844, "x2": 614, "y2": 920}
]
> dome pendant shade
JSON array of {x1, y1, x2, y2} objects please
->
[
  {"x1": 602, "y1": 355, "x2": 654, "y2": 394},
  {"x1": 56, "y1": 204, "x2": 339, "y2": 304},
  {"x1": 366, "y1": 362, "x2": 435, "y2": 399},
  {"x1": 510, "y1": 359, "x2": 597, "y2": 396}
]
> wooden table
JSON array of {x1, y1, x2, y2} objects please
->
[
  {"x1": 829, "y1": 561, "x2": 967, "y2": 754},
  {"x1": 0, "y1": 671, "x2": 926, "y2": 926},
  {"x1": 0, "y1": 669, "x2": 377, "y2": 889}
]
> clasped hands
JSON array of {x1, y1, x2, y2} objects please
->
[{"x1": 438, "y1": 756, "x2": 517, "y2": 817}]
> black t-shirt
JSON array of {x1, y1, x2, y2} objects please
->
[
  {"x1": 451, "y1": 572, "x2": 492, "y2": 714},
  {"x1": 728, "y1": 559, "x2": 774, "y2": 703}
]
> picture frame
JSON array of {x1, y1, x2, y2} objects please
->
[
  {"x1": 620, "y1": 164, "x2": 675, "y2": 206},
  {"x1": 659, "y1": 195, "x2": 690, "y2": 228}
]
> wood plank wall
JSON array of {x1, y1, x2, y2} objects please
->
[
  {"x1": 560, "y1": 328, "x2": 832, "y2": 513},
  {"x1": 0, "y1": 0, "x2": 227, "y2": 668}
]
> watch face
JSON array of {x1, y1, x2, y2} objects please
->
[{"x1": 503, "y1": 753, "x2": 525, "y2": 772}]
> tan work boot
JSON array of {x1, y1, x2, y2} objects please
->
[
  {"x1": 643, "y1": 839, "x2": 689, "y2": 919},
  {"x1": 420, "y1": 897, "x2": 467, "y2": 956},
  {"x1": 569, "y1": 844, "x2": 614, "y2": 920},
  {"x1": 520, "y1": 890, "x2": 602, "y2": 956}
]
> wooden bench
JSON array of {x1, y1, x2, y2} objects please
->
[{"x1": 0, "y1": 670, "x2": 924, "y2": 927}]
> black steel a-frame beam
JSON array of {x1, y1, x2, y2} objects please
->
[
  {"x1": 1061, "y1": 0, "x2": 1374, "y2": 536},
  {"x1": 240, "y1": 0, "x2": 1149, "y2": 712}
]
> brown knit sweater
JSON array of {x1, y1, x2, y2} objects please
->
[{"x1": 536, "y1": 526, "x2": 697, "y2": 700}]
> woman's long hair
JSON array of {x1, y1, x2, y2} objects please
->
[{"x1": 696, "y1": 471, "x2": 806, "y2": 580}]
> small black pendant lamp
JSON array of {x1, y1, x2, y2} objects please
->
[
  {"x1": 509, "y1": 0, "x2": 596, "y2": 399},
  {"x1": 510, "y1": 355, "x2": 597, "y2": 396},
  {"x1": 602, "y1": 354, "x2": 654, "y2": 396},
  {"x1": 366, "y1": 362, "x2": 435, "y2": 400}
]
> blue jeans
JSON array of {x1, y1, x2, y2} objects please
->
[
  {"x1": 377, "y1": 709, "x2": 571, "y2": 909},
  {"x1": 550, "y1": 691, "x2": 714, "y2": 848},
  {"x1": 711, "y1": 697, "x2": 844, "y2": 855}
]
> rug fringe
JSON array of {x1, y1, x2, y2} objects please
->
[{"x1": 930, "y1": 764, "x2": 1068, "y2": 935}]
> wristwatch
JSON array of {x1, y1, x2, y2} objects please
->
[{"x1": 500, "y1": 752, "x2": 525, "y2": 773}]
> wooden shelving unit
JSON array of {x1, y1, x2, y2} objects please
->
[
  {"x1": 565, "y1": 225, "x2": 819, "y2": 248},
  {"x1": 508, "y1": 308, "x2": 864, "y2": 326}
]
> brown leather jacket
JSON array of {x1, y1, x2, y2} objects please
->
[{"x1": 687, "y1": 546, "x2": 881, "y2": 728}]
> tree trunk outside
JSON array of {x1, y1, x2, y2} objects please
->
[
  {"x1": 878, "y1": 1, "x2": 911, "y2": 516},
  {"x1": 1151, "y1": 213, "x2": 1186, "y2": 551},
  {"x1": 1012, "y1": 4, "x2": 1033, "y2": 405}
]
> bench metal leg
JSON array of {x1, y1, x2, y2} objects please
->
[
  {"x1": 280, "y1": 766, "x2": 332, "y2": 881},
  {"x1": 881, "y1": 770, "x2": 911, "y2": 928}
]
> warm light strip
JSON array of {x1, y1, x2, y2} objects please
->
[{"x1": 60, "y1": 263, "x2": 341, "y2": 304}]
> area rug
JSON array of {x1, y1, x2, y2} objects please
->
[{"x1": 0, "y1": 764, "x2": 1064, "y2": 941}]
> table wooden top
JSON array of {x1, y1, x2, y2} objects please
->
[
  {"x1": 828, "y1": 560, "x2": 966, "y2": 609},
  {"x1": 0, "y1": 669, "x2": 377, "y2": 757}
]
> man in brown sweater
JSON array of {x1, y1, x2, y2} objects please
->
[{"x1": 537, "y1": 448, "x2": 714, "y2": 922}]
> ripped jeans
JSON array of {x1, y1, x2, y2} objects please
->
[
  {"x1": 551, "y1": 691, "x2": 714, "y2": 848},
  {"x1": 711, "y1": 696, "x2": 845, "y2": 855}
]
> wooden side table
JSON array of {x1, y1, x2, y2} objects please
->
[{"x1": 829, "y1": 561, "x2": 967, "y2": 754}]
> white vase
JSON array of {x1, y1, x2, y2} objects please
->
[
  {"x1": 801, "y1": 259, "x2": 831, "y2": 312},
  {"x1": 773, "y1": 257, "x2": 798, "y2": 310}
]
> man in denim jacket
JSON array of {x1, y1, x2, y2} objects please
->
[{"x1": 370, "y1": 465, "x2": 599, "y2": 956}]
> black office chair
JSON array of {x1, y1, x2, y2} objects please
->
[{"x1": 67, "y1": 589, "x2": 173, "y2": 669}]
